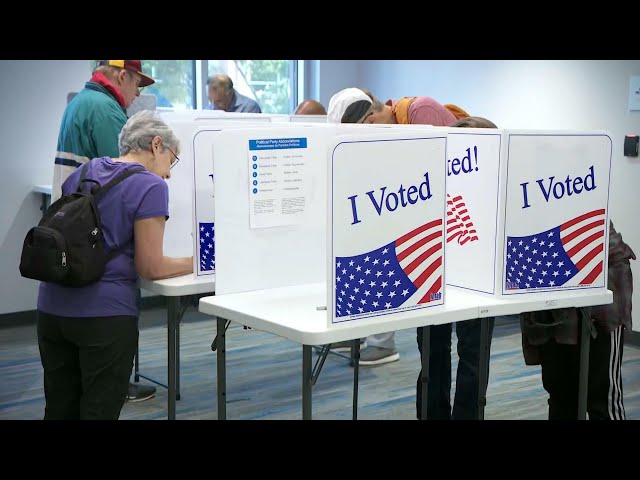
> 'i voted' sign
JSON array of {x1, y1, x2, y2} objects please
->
[
  {"x1": 502, "y1": 134, "x2": 611, "y2": 295},
  {"x1": 330, "y1": 135, "x2": 447, "y2": 323}
]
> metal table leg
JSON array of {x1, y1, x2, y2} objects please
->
[
  {"x1": 176, "y1": 318, "x2": 181, "y2": 401},
  {"x1": 217, "y1": 317, "x2": 227, "y2": 420},
  {"x1": 302, "y1": 345, "x2": 312, "y2": 420},
  {"x1": 478, "y1": 317, "x2": 491, "y2": 420},
  {"x1": 167, "y1": 297, "x2": 178, "y2": 420},
  {"x1": 577, "y1": 310, "x2": 591, "y2": 420}
]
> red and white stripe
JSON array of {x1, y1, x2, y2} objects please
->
[
  {"x1": 394, "y1": 219, "x2": 443, "y2": 304},
  {"x1": 446, "y1": 193, "x2": 479, "y2": 245},
  {"x1": 560, "y1": 208, "x2": 606, "y2": 286}
]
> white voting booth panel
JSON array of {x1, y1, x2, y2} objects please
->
[
  {"x1": 213, "y1": 125, "x2": 340, "y2": 295},
  {"x1": 157, "y1": 111, "x2": 277, "y2": 261},
  {"x1": 445, "y1": 129, "x2": 504, "y2": 294},
  {"x1": 193, "y1": 122, "x2": 366, "y2": 281},
  {"x1": 501, "y1": 132, "x2": 611, "y2": 296},
  {"x1": 328, "y1": 133, "x2": 447, "y2": 325},
  {"x1": 444, "y1": 129, "x2": 612, "y2": 297}
]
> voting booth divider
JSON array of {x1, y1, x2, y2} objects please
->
[
  {"x1": 443, "y1": 129, "x2": 612, "y2": 298},
  {"x1": 204, "y1": 123, "x2": 449, "y2": 331},
  {"x1": 181, "y1": 119, "x2": 612, "y2": 331}
]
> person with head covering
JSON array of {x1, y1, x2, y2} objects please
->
[
  {"x1": 327, "y1": 87, "x2": 463, "y2": 126},
  {"x1": 51, "y1": 60, "x2": 160, "y2": 403},
  {"x1": 38, "y1": 111, "x2": 194, "y2": 419},
  {"x1": 205, "y1": 74, "x2": 261, "y2": 113},
  {"x1": 326, "y1": 88, "x2": 459, "y2": 368},
  {"x1": 294, "y1": 99, "x2": 326, "y2": 115}
]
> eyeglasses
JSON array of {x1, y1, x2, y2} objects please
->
[{"x1": 166, "y1": 146, "x2": 180, "y2": 169}]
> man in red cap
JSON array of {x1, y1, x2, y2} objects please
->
[
  {"x1": 51, "y1": 60, "x2": 158, "y2": 403},
  {"x1": 52, "y1": 60, "x2": 154, "y2": 203}
]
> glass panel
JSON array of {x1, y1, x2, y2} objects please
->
[
  {"x1": 141, "y1": 60, "x2": 195, "y2": 109},
  {"x1": 206, "y1": 60, "x2": 295, "y2": 114}
]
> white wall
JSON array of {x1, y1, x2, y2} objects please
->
[
  {"x1": 359, "y1": 60, "x2": 640, "y2": 332},
  {"x1": 0, "y1": 60, "x2": 90, "y2": 315},
  {"x1": 318, "y1": 60, "x2": 361, "y2": 109}
]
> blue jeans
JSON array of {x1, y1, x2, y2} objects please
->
[{"x1": 416, "y1": 317, "x2": 495, "y2": 420}]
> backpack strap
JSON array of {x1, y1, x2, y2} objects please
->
[
  {"x1": 95, "y1": 167, "x2": 146, "y2": 261},
  {"x1": 94, "y1": 167, "x2": 145, "y2": 198},
  {"x1": 76, "y1": 161, "x2": 92, "y2": 193}
]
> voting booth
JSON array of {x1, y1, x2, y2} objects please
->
[
  {"x1": 444, "y1": 129, "x2": 612, "y2": 297},
  {"x1": 205, "y1": 123, "x2": 449, "y2": 329},
  {"x1": 191, "y1": 120, "x2": 611, "y2": 325}
]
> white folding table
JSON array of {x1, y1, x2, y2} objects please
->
[{"x1": 200, "y1": 284, "x2": 612, "y2": 420}]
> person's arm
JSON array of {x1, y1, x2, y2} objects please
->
[{"x1": 134, "y1": 216, "x2": 193, "y2": 280}]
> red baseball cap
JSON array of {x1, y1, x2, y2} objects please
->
[{"x1": 99, "y1": 60, "x2": 155, "y2": 87}]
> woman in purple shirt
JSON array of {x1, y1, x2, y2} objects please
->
[{"x1": 37, "y1": 111, "x2": 193, "y2": 420}]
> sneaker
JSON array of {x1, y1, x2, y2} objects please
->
[
  {"x1": 126, "y1": 383, "x2": 156, "y2": 403},
  {"x1": 329, "y1": 339, "x2": 366, "y2": 352},
  {"x1": 358, "y1": 346, "x2": 399, "y2": 366}
]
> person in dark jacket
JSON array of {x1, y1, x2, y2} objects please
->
[{"x1": 520, "y1": 221, "x2": 635, "y2": 419}]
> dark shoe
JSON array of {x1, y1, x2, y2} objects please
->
[{"x1": 126, "y1": 383, "x2": 156, "y2": 403}]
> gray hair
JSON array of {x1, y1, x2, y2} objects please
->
[
  {"x1": 118, "y1": 110, "x2": 180, "y2": 156},
  {"x1": 207, "y1": 74, "x2": 233, "y2": 91},
  {"x1": 95, "y1": 64, "x2": 130, "y2": 82},
  {"x1": 361, "y1": 88, "x2": 385, "y2": 114}
]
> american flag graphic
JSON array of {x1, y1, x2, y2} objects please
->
[
  {"x1": 335, "y1": 219, "x2": 443, "y2": 318},
  {"x1": 199, "y1": 222, "x2": 215, "y2": 272},
  {"x1": 446, "y1": 193, "x2": 479, "y2": 245},
  {"x1": 505, "y1": 209, "x2": 606, "y2": 290}
]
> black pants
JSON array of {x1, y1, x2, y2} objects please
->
[
  {"x1": 540, "y1": 324, "x2": 625, "y2": 420},
  {"x1": 416, "y1": 317, "x2": 495, "y2": 420},
  {"x1": 37, "y1": 311, "x2": 138, "y2": 420}
]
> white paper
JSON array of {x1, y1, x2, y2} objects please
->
[{"x1": 248, "y1": 137, "x2": 309, "y2": 229}]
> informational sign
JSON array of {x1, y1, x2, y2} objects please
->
[
  {"x1": 330, "y1": 135, "x2": 447, "y2": 324},
  {"x1": 248, "y1": 137, "x2": 310, "y2": 229},
  {"x1": 502, "y1": 134, "x2": 611, "y2": 295}
]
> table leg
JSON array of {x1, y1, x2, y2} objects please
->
[
  {"x1": 352, "y1": 339, "x2": 360, "y2": 420},
  {"x1": 302, "y1": 345, "x2": 312, "y2": 420},
  {"x1": 478, "y1": 317, "x2": 491, "y2": 420},
  {"x1": 167, "y1": 297, "x2": 178, "y2": 420},
  {"x1": 176, "y1": 317, "x2": 181, "y2": 401},
  {"x1": 217, "y1": 317, "x2": 227, "y2": 420},
  {"x1": 578, "y1": 311, "x2": 591, "y2": 420}
]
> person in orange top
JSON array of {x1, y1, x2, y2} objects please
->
[{"x1": 327, "y1": 88, "x2": 459, "y2": 368}]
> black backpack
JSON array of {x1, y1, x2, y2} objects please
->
[{"x1": 19, "y1": 161, "x2": 143, "y2": 287}]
